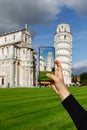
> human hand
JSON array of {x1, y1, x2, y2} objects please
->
[{"x1": 46, "y1": 60, "x2": 70, "y2": 101}]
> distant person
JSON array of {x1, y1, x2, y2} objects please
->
[{"x1": 46, "y1": 60, "x2": 87, "y2": 130}]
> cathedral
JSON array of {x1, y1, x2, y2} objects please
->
[{"x1": 0, "y1": 26, "x2": 37, "y2": 88}]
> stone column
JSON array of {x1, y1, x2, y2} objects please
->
[
  {"x1": 17, "y1": 62, "x2": 20, "y2": 86},
  {"x1": 30, "y1": 69, "x2": 33, "y2": 86},
  {"x1": 28, "y1": 66, "x2": 31, "y2": 86},
  {"x1": 20, "y1": 65, "x2": 23, "y2": 86},
  {"x1": 10, "y1": 61, "x2": 14, "y2": 87},
  {"x1": 10, "y1": 45, "x2": 14, "y2": 58},
  {"x1": 15, "y1": 47, "x2": 17, "y2": 59},
  {"x1": 14, "y1": 62, "x2": 17, "y2": 87},
  {"x1": 26, "y1": 69, "x2": 29, "y2": 86}
]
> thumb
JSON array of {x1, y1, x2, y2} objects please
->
[{"x1": 50, "y1": 83, "x2": 59, "y2": 95}]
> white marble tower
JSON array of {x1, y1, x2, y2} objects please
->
[
  {"x1": 46, "y1": 52, "x2": 52, "y2": 71},
  {"x1": 54, "y1": 23, "x2": 72, "y2": 86},
  {"x1": 40, "y1": 56, "x2": 45, "y2": 71}
]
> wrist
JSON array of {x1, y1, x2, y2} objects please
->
[{"x1": 59, "y1": 88, "x2": 70, "y2": 101}]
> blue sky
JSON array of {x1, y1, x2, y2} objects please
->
[
  {"x1": 30, "y1": 7, "x2": 87, "y2": 75},
  {"x1": 0, "y1": 0, "x2": 87, "y2": 75}
]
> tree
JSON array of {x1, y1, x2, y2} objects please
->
[{"x1": 80, "y1": 72, "x2": 87, "y2": 86}]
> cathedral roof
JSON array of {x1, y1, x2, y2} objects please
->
[{"x1": 0, "y1": 28, "x2": 31, "y2": 37}]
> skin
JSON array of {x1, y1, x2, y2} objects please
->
[{"x1": 46, "y1": 60, "x2": 70, "y2": 101}]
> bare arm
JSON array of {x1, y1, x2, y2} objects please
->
[{"x1": 46, "y1": 60, "x2": 70, "y2": 101}]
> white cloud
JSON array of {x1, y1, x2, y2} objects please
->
[
  {"x1": 0, "y1": 0, "x2": 87, "y2": 33},
  {"x1": 72, "y1": 60, "x2": 87, "y2": 75},
  {"x1": 73, "y1": 60, "x2": 87, "y2": 69}
]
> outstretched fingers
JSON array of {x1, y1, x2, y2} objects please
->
[
  {"x1": 54, "y1": 60, "x2": 62, "y2": 72},
  {"x1": 46, "y1": 73, "x2": 57, "y2": 82}
]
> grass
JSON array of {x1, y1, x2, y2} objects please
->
[
  {"x1": 0, "y1": 87, "x2": 87, "y2": 130},
  {"x1": 39, "y1": 71, "x2": 54, "y2": 81}
]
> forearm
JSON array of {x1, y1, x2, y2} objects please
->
[
  {"x1": 62, "y1": 95, "x2": 87, "y2": 130},
  {"x1": 57, "y1": 84, "x2": 70, "y2": 101}
]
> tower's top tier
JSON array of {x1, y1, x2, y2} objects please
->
[
  {"x1": 56, "y1": 23, "x2": 70, "y2": 33},
  {"x1": 47, "y1": 52, "x2": 52, "y2": 56}
]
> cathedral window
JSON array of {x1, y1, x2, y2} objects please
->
[
  {"x1": 7, "y1": 47, "x2": 9, "y2": 54},
  {"x1": 23, "y1": 50, "x2": 25, "y2": 54},
  {"x1": 25, "y1": 35, "x2": 27, "y2": 43},
  {"x1": 2, "y1": 78, "x2": 4, "y2": 85},
  {"x1": 64, "y1": 35, "x2": 66, "y2": 39}
]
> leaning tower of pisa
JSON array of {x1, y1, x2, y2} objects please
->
[
  {"x1": 46, "y1": 52, "x2": 52, "y2": 71},
  {"x1": 54, "y1": 23, "x2": 72, "y2": 86}
]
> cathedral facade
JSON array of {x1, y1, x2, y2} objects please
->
[{"x1": 0, "y1": 27, "x2": 37, "y2": 88}]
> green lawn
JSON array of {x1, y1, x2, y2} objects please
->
[
  {"x1": 39, "y1": 71, "x2": 54, "y2": 81},
  {"x1": 0, "y1": 87, "x2": 87, "y2": 130}
]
